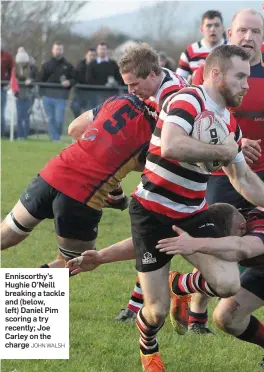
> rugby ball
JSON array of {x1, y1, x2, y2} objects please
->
[{"x1": 192, "y1": 110, "x2": 229, "y2": 172}]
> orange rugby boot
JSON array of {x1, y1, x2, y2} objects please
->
[{"x1": 140, "y1": 351, "x2": 166, "y2": 372}]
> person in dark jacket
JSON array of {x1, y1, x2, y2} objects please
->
[
  {"x1": 86, "y1": 43, "x2": 124, "y2": 86},
  {"x1": 71, "y1": 48, "x2": 96, "y2": 118},
  {"x1": 15, "y1": 47, "x2": 38, "y2": 140},
  {"x1": 39, "y1": 42, "x2": 75, "y2": 141},
  {"x1": 1, "y1": 44, "x2": 14, "y2": 137}
]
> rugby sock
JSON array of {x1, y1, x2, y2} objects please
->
[
  {"x1": 37, "y1": 264, "x2": 49, "y2": 268},
  {"x1": 107, "y1": 185, "x2": 125, "y2": 205},
  {"x1": 172, "y1": 271, "x2": 218, "y2": 297},
  {"x1": 136, "y1": 308, "x2": 164, "y2": 355},
  {"x1": 127, "y1": 276, "x2": 144, "y2": 314},
  {"x1": 237, "y1": 316, "x2": 264, "y2": 348},
  {"x1": 188, "y1": 310, "x2": 208, "y2": 325}
]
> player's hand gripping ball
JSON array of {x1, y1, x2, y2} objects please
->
[{"x1": 192, "y1": 110, "x2": 229, "y2": 172}]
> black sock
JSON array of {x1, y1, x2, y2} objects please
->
[
  {"x1": 37, "y1": 264, "x2": 50, "y2": 268},
  {"x1": 237, "y1": 315, "x2": 264, "y2": 348},
  {"x1": 188, "y1": 310, "x2": 208, "y2": 325}
]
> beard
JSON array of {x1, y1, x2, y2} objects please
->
[{"x1": 218, "y1": 80, "x2": 246, "y2": 108}]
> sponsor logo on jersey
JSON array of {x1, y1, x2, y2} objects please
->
[{"x1": 81, "y1": 128, "x2": 98, "y2": 141}]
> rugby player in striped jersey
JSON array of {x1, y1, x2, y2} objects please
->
[
  {"x1": 176, "y1": 10, "x2": 227, "y2": 82},
  {"x1": 115, "y1": 44, "x2": 264, "y2": 371}
]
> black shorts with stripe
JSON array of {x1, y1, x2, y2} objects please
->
[
  {"x1": 240, "y1": 267, "x2": 264, "y2": 300},
  {"x1": 20, "y1": 174, "x2": 102, "y2": 241},
  {"x1": 129, "y1": 197, "x2": 223, "y2": 272}
]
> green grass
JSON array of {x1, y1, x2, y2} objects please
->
[{"x1": 1, "y1": 138, "x2": 263, "y2": 372}]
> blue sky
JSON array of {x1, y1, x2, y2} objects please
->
[
  {"x1": 75, "y1": 1, "x2": 155, "y2": 21},
  {"x1": 75, "y1": 0, "x2": 263, "y2": 21}
]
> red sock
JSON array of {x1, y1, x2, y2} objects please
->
[{"x1": 188, "y1": 310, "x2": 208, "y2": 325}]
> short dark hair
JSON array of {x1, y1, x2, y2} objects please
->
[
  {"x1": 203, "y1": 44, "x2": 250, "y2": 78},
  {"x1": 87, "y1": 48, "x2": 96, "y2": 53},
  {"x1": 53, "y1": 41, "x2": 63, "y2": 46},
  {"x1": 206, "y1": 203, "x2": 240, "y2": 236},
  {"x1": 201, "y1": 10, "x2": 223, "y2": 24},
  {"x1": 97, "y1": 42, "x2": 107, "y2": 47}
]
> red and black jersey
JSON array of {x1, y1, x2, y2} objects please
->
[
  {"x1": 40, "y1": 94, "x2": 158, "y2": 210},
  {"x1": 176, "y1": 39, "x2": 227, "y2": 79},
  {"x1": 246, "y1": 207, "x2": 264, "y2": 241},
  {"x1": 133, "y1": 85, "x2": 243, "y2": 219},
  {"x1": 241, "y1": 207, "x2": 264, "y2": 268},
  {"x1": 155, "y1": 68, "x2": 188, "y2": 111},
  {"x1": 230, "y1": 55, "x2": 264, "y2": 172},
  {"x1": 193, "y1": 56, "x2": 264, "y2": 172}
]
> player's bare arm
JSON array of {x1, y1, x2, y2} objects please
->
[
  {"x1": 156, "y1": 225, "x2": 264, "y2": 262},
  {"x1": 67, "y1": 237, "x2": 135, "y2": 273},
  {"x1": 223, "y1": 160, "x2": 264, "y2": 207},
  {"x1": 68, "y1": 109, "x2": 94, "y2": 139},
  {"x1": 161, "y1": 123, "x2": 238, "y2": 163}
]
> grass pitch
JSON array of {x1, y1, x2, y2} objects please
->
[{"x1": 1, "y1": 138, "x2": 263, "y2": 372}]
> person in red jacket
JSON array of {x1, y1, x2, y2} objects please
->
[{"x1": 1, "y1": 44, "x2": 14, "y2": 137}]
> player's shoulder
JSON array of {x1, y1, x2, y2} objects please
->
[
  {"x1": 185, "y1": 41, "x2": 201, "y2": 54},
  {"x1": 249, "y1": 54, "x2": 264, "y2": 78},
  {"x1": 103, "y1": 93, "x2": 145, "y2": 111},
  {"x1": 168, "y1": 85, "x2": 206, "y2": 102},
  {"x1": 162, "y1": 85, "x2": 206, "y2": 113},
  {"x1": 162, "y1": 68, "x2": 188, "y2": 86}
]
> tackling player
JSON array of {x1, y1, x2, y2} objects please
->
[
  {"x1": 0, "y1": 94, "x2": 158, "y2": 268},
  {"x1": 155, "y1": 207, "x2": 264, "y2": 367},
  {"x1": 113, "y1": 42, "x2": 189, "y2": 322}
]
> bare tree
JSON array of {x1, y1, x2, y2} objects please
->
[
  {"x1": 1, "y1": 1, "x2": 87, "y2": 63},
  {"x1": 138, "y1": 2, "x2": 181, "y2": 46},
  {"x1": 137, "y1": 1, "x2": 201, "y2": 69}
]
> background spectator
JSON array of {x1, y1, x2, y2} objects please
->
[
  {"x1": 86, "y1": 42, "x2": 124, "y2": 86},
  {"x1": 71, "y1": 48, "x2": 96, "y2": 118},
  {"x1": 158, "y1": 51, "x2": 176, "y2": 71},
  {"x1": 1, "y1": 42, "x2": 14, "y2": 137},
  {"x1": 15, "y1": 47, "x2": 38, "y2": 140},
  {"x1": 39, "y1": 42, "x2": 75, "y2": 141},
  {"x1": 176, "y1": 10, "x2": 226, "y2": 82}
]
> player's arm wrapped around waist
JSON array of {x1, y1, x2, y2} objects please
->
[{"x1": 223, "y1": 161, "x2": 264, "y2": 208}]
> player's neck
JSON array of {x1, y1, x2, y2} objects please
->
[
  {"x1": 250, "y1": 52, "x2": 261, "y2": 67},
  {"x1": 154, "y1": 71, "x2": 166, "y2": 98},
  {"x1": 202, "y1": 82, "x2": 226, "y2": 109},
  {"x1": 202, "y1": 38, "x2": 223, "y2": 50}
]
